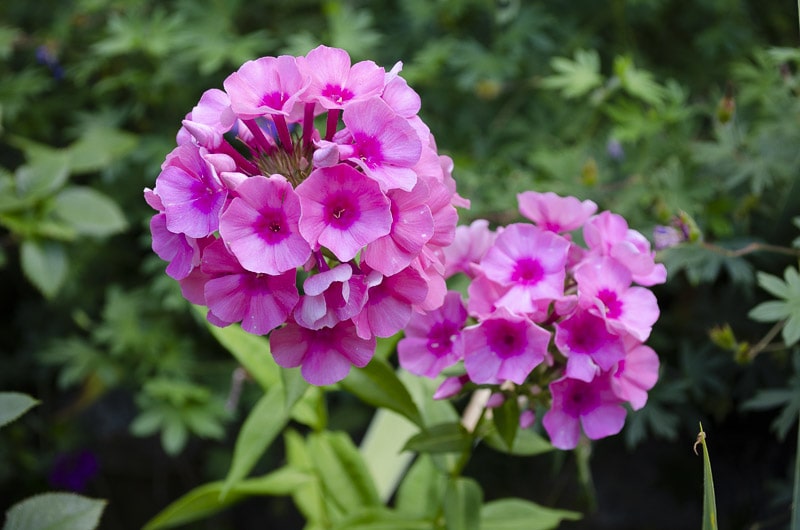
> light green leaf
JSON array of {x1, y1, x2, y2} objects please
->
[
  {"x1": 0, "y1": 392, "x2": 39, "y2": 428},
  {"x1": 3, "y1": 492, "x2": 106, "y2": 530},
  {"x1": 52, "y1": 187, "x2": 128, "y2": 237},
  {"x1": 290, "y1": 385, "x2": 327, "y2": 430},
  {"x1": 540, "y1": 49, "x2": 603, "y2": 99},
  {"x1": 481, "y1": 498, "x2": 581, "y2": 530},
  {"x1": 341, "y1": 357, "x2": 423, "y2": 427},
  {"x1": 395, "y1": 455, "x2": 447, "y2": 519},
  {"x1": 403, "y1": 422, "x2": 471, "y2": 454},
  {"x1": 65, "y1": 126, "x2": 138, "y2": 174},
  {"x1": 143, "y1": 467, "x2": 311, "y2": 530},
  {"x1": 331, "y1": 508, "x2": 432, "y2": 530},
  {"x1": 748, "y1": 300, "x2": 791, "y2": 322},
  {"x1": 13, "y1": 149, "x2": 70, "y2": 202},
  {"x1": 308, "y1": 431, "x2": 381, "y2": 514},
  {"x1": 221, "y1": 386, "x2": 288, "y2": 498},
  {"x1": 697, "y1": 423, "x2": 718, "y2": 530},
  {"x1": 444, "y1": 477, "x2": 482, "y2": 530},
  {"x1": 360, "y1": 409, "x2": 418, "y2": 502},
  {"x1": 20, "y1": 239, "x2": 68, "y2": 299},
  {"x1": 197, "y1": 308, "x2": 280, "y2": 391},
  {"x1": 161, "y1": 417, "x2": 188, "y2": 456},
  {"x1": 484, "y1": 427, "x2": 553, "y2": 456},
  {"x1": 757, "y1": 270, "x2": 789, "y2": 299},
  {"x1": 285, "y1": 429, "x2": 327, "y2": 526}
]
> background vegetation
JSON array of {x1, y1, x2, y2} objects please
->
[{"x1": 2, "y1": 0, "x2": 800, "y2": 528}]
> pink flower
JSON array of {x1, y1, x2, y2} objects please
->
[
  {"x1": 223, "y1": 55, "x2": 308, "y2": 121},
  {"x1": 480, "y1": 223, "x2": 570, "y2": 314},
  {"x1": 155, "y1": 145, "x2": 227, "y2": 238},
  {"x1": 517, "y1": 191, "x2": 597, "y2": 233},
  {"x1": 337, "y1": 97, "x2": 422, "y2": 191},
  {"x1": 179, "y1": 88, "x2": 236, "y2": 148},
  {"x1": 459, "y1": 308, "x2": 550, "y2": 385},
  {"x1": 200, "y1": 240, "x2": 299, "y2": 335},
  {"x1": 397, "y1": 291, "x2": 467, "y2": 378},
  {"x1": 433, "y1": 375, "x2": 469, "y2": 400},
  {"x1": 149, "y1": 213, "x2": 202, "y2": 280},
  {"x1": 442, "y1": 219, "x2": 497, "y2": 279},
  {"x1": 611, "y1": 342, "x2": 660, "y2": 410},
  {"x1": 554, "y1": 309, "x2": 626, "y2": 382},
  {"x1": 219, "y1": 175, "x2": 310, "y2": 275},
  {"x1": 296, "y1": 163, "x2": 392, "y2": 261},
  {"x1": 293, "y1": 264, "x2": 369, "y2": 330},
  {"x1": 583, "y1": 211, "x2": 667, "y2": 286},
  {"x1": 300, "y1": 45, "x2": 385, "y2": 110},
  {"x1": 542, "y1": 375, "x2": 626, "y2": 450},
  {"x1": 353, "y1": 266, "x2": 428, "y2": 339},
  {"x1": 270, "y1": 320, "x2": 374, "y2": 385},
  {"x1": 574, "y1": 256, "x2": 659, "y2": 342},
  {"x1": 362, "y1": 178, "x2": 435, "y2": 276}
]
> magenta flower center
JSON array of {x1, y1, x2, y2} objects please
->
[
  {"x1": 322, "y1": 84, "x2": 355, "y2": 105},
  {"x1": 597, "y1": 288, "x2": 622, "y2": 319},
  {"x1": 566, "y1": 315, "x2": 607, "y2": 354},
  {"x1": 486, "y1": 320, "x2": 527, "y2": 359},
  {"x1": 325, "y1": 194, "x2": 360, "y2": 229},
  {"x1": 511, "y1": 257, "x2": 544, "y2": 285},
  {"x1": 352, "y1": 133, "x2": 382, "y2": 168},
  {"x1": 427, "y1": 322, "x2": 459, "y2": 357},
  {"x1": 563, "y1": 383, "x2": 600, "y2": 417},
  {"x1": 255, "y1": 210, "x2": 290, "y2": 244},
  {"x1": 260, "y1": 91, "x2": 289, "y2": 110}
]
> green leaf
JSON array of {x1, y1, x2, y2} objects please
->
[
  {"x1": 444, "y1": 477, "x2": 482, "y2": 530},
  {"x1": 52, "y1": 187, "x2": 128, "y2": 237},
  {"x1": 331, "y1": 508, "x2": 433, "y2": 530},
  {"x1": 697, "y1": 423, "x2": 718, "y2": 530},
  {"x1": 492, "y1": 396, "x2": 519, "y2": 451},
  {"x1": 198, "y1": 308, "x2": 280, "y2": 391},
  {"x1": 20, "y1": 239, "x2": 68, "y2": 299},
  {"x1": 161, "y1": 417, "x2": 188, "y2": 456},
  {"x1": 748, "y1": 300, "x2": 791, "y2": 322},
  {"x1": 65, "y1": 126, "x2": 138, "y2": 174},
  {"x1": 13, "y1": 149, "x2": 70, "y2": 202},
  {"x1": 281, "y1": 366, "x2": 309, "y2": 413},
  {"x1": 484, "y1": 427, "x2": 553, "y2": 456},
  {"x1": 360, "y1": 409, "x2": 418, "y2": 502},
  {"x1": 3, "y1": 492, "x2": 106, "y2": 530},
  {"x1": 290, "y1": 385, "x2": 327, "y2": 430},
  {"x1": 284, "y1": 429, "x2": 328, "y2": 526},
  {"x1": 307, "y1": 431, "x2": 381, "y2": 514},
  {"x1": 540, "y1": 49, "x2": 603, "y2": 99},
  {"x1": 221, "y1": 385, "x2": 288, "y2": 498},
  {"x1": 395, "y1": 455, "x2": 447, "y2": 520},
  {"x1": 0, "y1": 392, "x2": 39, "y2": 428},
  {"x1": 481, "y1": 498, "x2": 582, "y2": 530},
  {"x1": 143, "y1": 467, "x2": 311, "y2": 530},
  {"x1": 757, "y1": 270, "x2": 790, "y2": 299},
  {"x1": 403, "y1": 422, "x2": 471, "y2": 454},
  {"x1": 341, "y1": 357, "x2": 423, "y2": 426}
]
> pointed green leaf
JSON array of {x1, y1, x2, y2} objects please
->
[
  {"x1": 757, "y1": 271, "x2": 789, "y2": 299},
  {"x1": 341, "y1": 357, "x2": 422, "y2": 426},
  {"x1": 697, "y1": 423, "x2": 718, "y2": 530},
  {"x1": 65, "y1": 126, "x2": 137, "y2": 174},
  {"x1": 360, "y1": 409, "x2": 418, "y2": 502},
  {"x1": 403, "y1": 422, "x2": 471, "y2": 454},
  {"x1": 285, "y1": 429, "x2": 328, "y2": 526},
  {"x1": 143, "y1": 467, "x2": 311, "y2": 530},
  {"x1": 221, "y1": 385, "x2": 287, "y2": 498},
  {"x1": 395, "y1": 455, "x2": 447, "y2": 519},
  {"x1": 0, "y1": 392, "x2": 39, "y2": 428},
  {"x1": 281, "y1": 366, "x2": 309, "y2": 413},
  {"x1": 481, "y1": 498, "x2": 581, "y2": 530},
  {"x1": 307, "y1": 431, "x2": 381, "y2": 514},
  {"x1": 484, "y1": 427, "x2": 553, "y2": 456},
  {"x1": 52, "y1": 187, "x2": 128, "y2": 237},
  {"x1": 290, "y1": 385, "x2": 328, "y2": 430},
  {"x1": 748, "y1": 300, "x2": 790, "y2": 322},
  {"x1": 331, "y1": 508, "x2": 433, "y2": 530},
  {"x1": 20, "y1": 239, "x2": 68, "y2": 299},
  {"x1": 492, "y1": 396, "x2": 519, "y2": 451},
  {"x1": 3, "y1": 492, "x2": 106, "y2": 530},
  {"x1": 14, "y1": 149, "x2": 70, "y2": 201},
  {"x1": 444, "y1": 477, "x2": 482, "y2": 530}
]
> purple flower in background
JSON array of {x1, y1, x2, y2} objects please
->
[{"x1": 49, "y1": 450, "x2": 99, "y2": 492}]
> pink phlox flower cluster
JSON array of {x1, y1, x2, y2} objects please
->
[
  {"x1": 145, "y1": 45, "x2": 465, "y2": 386},
  {"x1": 397, "y1": 191, "x2": 665, "y2": 449}
]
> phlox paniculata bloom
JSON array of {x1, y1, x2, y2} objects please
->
[
  {"x1": 397, "y1": 190, "x2": 665, "y2": 450},
  {"x1": 145, "y1": 45, "x2": 467, "y2": 385}
]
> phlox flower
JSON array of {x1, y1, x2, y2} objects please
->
[
  {"x1": 398, "y1": 291, "x2": 468, "y2": 378},
  {"x1": 353, "y1": 266, "x2": 428, "y2": 339},
  {"x1": 270, "y1": 320, "x2": 375, "y2": 386},
  {"x1": 155, "y1": 145, "x2": 227, "y2": 238},
  {"x1": 583, "y1": 211, "x2": 667, "y2": 286},
  {"x1": 219, "y1": 175, "x2": 310, "y2": 275},
  {"x1": 574, "y1": 256, "x2": 659, "y2": 342},
  {"x1": 554, "y1": 309, "x2": 626, "y2": 382},
  {"x1": 542, "y1": 375, "x2": 627, "y2": 450},
  {"x1": 293, "y1": 264, "x2": 369, "y2": 330},
  {"x1": 459, "y1": 307, "x2": 550, "y2": 385},
  {"x1": 179, "y1": 88, "x2": 235, "y2": 148},
  {"x1": 433, "y1": 375, "x2": 470, "y2": 400},
  {"x1": 223, "y1": 55, "x2": 308, "y2": 121},
  {"x1": 149, "y1": 213, "x2": 202, "y2": 280},
  {"x1": 337, "y1": 97, "x2": 422, "y2": 191},
  {"x1": 200, "y1": 240, "x2": 299, "y2": 335},
  {"x1": 362, "y1": 178, "x2": 435, "y2": 276},
  {"x1": 517, "y1": 191, "x2": 597, "y2": 233},
  {"x1": 381, "y1": 64, "x2": 421, "y2": 118},
  {"x1": 480, "y1": 223, "x2": 570, "y2": 314},
  {"x1": 442, "y1": 219, "x2": 497, "y2": 279},
  {"x1": 296, "y1": 163, "x2": 392, "y2": 262},
  {"x1": 300, "y1": 45, "x2": 385, "y2": 110},
  {"x1": 611, "y1": 342, "x2": 660, "y2": 410}
]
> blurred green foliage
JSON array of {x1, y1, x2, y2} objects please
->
[{"x1": 2, "y1": 0, "x2": 800, "y2": 528}]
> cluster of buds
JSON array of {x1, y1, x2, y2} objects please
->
[
  {"x1": 145, "y1": 46, "x2": 467, "y2": 385},
  {"x1": 398, "y1": 192, "x2": 667, "y2": 449}
]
